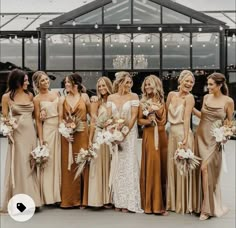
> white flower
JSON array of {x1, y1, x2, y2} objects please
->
[
  {"x1": 121, "y1": 126, "x2": 129, "y2": 135},
  {"x1": 113, "y1": 130, "x2": 124, "y2": 142},
  {"x1": 213, "y1": 127, "x2": 225, "y2": 142},
  {"x1": 116, "y1": 118, "x2": 125, "y2": 124},
  {"x1": 143, "y1": 109, "x2": 149, "y2": 116}
]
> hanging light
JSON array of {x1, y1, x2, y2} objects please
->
[
  {"x1": 190, "y1": 44, "x2": 193, "y2": 48},
  {"x1": 9, "y1": 36, "x2": 12, "y2": 41},
  {"x1": 202, "y1": 43, "x2": 206, "y2": 47},
  {"x1": 158, "y1": 27, "x2": 162, "y2": 32},
  {"x1": 198, "y1": 27, "x2": 202, "y2": 32},
  {"x1": 49, "y1": 20, "x2": 53, "y2": 26},
  {"x1": 215, "y1": 43, "x2": 218, "y2": 47},
  {"x1": 39, "y1": 39, "x2": 41, "y2": 44},
  {"x1": 232, "y1": 34, "x2": 236, "y2": 38},
  {"x1": 82, "y1": 42, "x2": 86, "y2": 46},
  {"x1": 164, "y1": 38, "x2": 167, "y2": 42},
  {"x1": 110, "y1": 44, "x2": 113, "y2": 47},
  {"x1": 137, "y1": 44, "x2": 141, "y2": 48},
  {"x1": 147, "y1": 37, "x2": 151, "y2": 42},
  {"x1": 177, "y1": 44, "x2": 180, "y2": 48},
  {"x1": 124, "y1": 44, "x2": 127, "y2": 47},
  {"x1": 151, "y1": 44, "x2": 154, "y2": 48},
  {"x1": 181, "y1": 36, "x2": 185, "y2": 41},
  {"x1": 14, "y1": 35, "x2": 18, "y2": 40},
  {"x1": 219, "y1": 26, "x2": 223, "y2": 31},
  {"x1": 72, "y1": 20, "x2": 76, "y2": 26},
  {"x1": 228, "y1": 43, "x2": 231, "y2": 47},
  {"x1": 94, "y1": 23, "x2": 98, "y2": 29},
  {"x1": 97, "y1": 43, "x2": 100, "y2": 47},
  {"x1": 114, "y1": 37, "x2": 117, "y2": 42},
  {"x1": 130, "y1": 38, "x2": 134, "y2": 43},
  {"x1": 137, "y1": 26, "x2": 141, "y2": 31},
  {"x1": 116, "y1": 24, "x2": 120, "y2": 30},
  {"x1": 215, "y1": 35, "x2": 218, "y2": 39},
  {"x1": 164, "y1": 44, "x2": 167, "y2": 48},
  {"x1": 68, "y1": 41, "x2": 71, "y2": 45},
  {"x1": 179, "y1": 26, "x2": 183, "y2": 32}
]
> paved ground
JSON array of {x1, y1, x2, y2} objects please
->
[{"x1": 0, "y1": 139, "x2": 235, "y2": 228}]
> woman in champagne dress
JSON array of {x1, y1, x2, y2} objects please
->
[
  {"x1": 107, "y1": 71, "x2": 143, "y2": 213},
  {"x1": 33, "y1": 71, "x2": 61, "y2": 205},
  {"x1": 59, "y1": 73, "x2": 90, "y2": 208},
  {"x1": 1, "y1": 69, "x2": 41, "y2": 211},
  {"x1": 194, "y1": 73, "x2": 234, "y2": 220},
  {"x1": 88, "y1": 77, "x2": 113, "y2": 207},
  {"x1": 166, "y1": 70, "x2": 201, "y2": 214},
  {"x1": 138, "y1": 75, "x2": 168, "y2": 215}
]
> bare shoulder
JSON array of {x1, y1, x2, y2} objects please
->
[
  {"x1": 225, "y1": 96, "x2": 234, "y2": 105},
  {"x1": 130, "y1": 92, "x2": 139, "y2": 100},
  {"x1": 107, "y1": 93, "x2": 116, "y2": 101},
  {"x1": 59, "y1": 96, "x2": 66, "y2": 104},
  {"x1": 28, "y1": 92, "x2": 34, "y2": 101},
  {"x1": 2, "y1": 92, "x2": 10, "y2": 100},
  {"x1": 167, "y1": 91, "x2": 176, "y2": 99},
  {"x1": 185, "y1": 93, "x2": 195, "y2": 103},
  {"x1": 81, "y1": 92, "x2": 89, "y2": 101}
]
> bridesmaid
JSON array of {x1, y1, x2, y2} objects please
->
[
  {"x1": 88, "y1": 77, "x2": 113, "y2": 208},
  {"x1": 32, "y1": 71, "x2": 61, "y2": 205},
  {"x1": 194, "y1": 73, "x2": 234, "y2": 220},
  {"x1": 1, "y1": 69, "x2": 41, "y2": 211},
  {"x1": 138, "y1": 75, "x2": 168, "y2": 215},
  {"x1": 166, "y1": 70, "x2": 201, "y2": 214},
  {"x1": 59, "y1": 73, "x2": 90, "y2": 208}
]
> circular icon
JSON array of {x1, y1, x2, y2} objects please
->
[{"x1": 8, "y1": 194, "x2": 35, "y2": 222}]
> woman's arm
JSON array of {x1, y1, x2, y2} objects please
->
[
  {"x1": 58, "y1": 96, "x2": 65, "y2": 124},
  {"x1": 82, "y1": 93, "x2": 91, "y2": 116},
  {"x1": 128, "y1": 94, "x2": 139, "y2": 131},
  {"x1": 1, "y1": 94, "x2": 9, "y2": 117},
  {"x1": 182, "y1": 95, "x2": 195, "y2": 147},
  {"x1": 166, "y1": 92, "x2": 174, "y2": 111},
  {"x1": 33, "y1": 97, "x2": 44, "y2": 146},
  {"x1": 89, "y1": 101, "x2": 99, "y2": 146},
  {"x1": 192, "y1": 107, "x2": 201, "y2": 119},
  {"x1": 225, "y1": 97, "x2": 234, "y2": 122}
]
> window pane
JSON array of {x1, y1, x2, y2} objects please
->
[
  {"x1": 0, "y1": 38, "x2": 22, "y2": 67},
  {"x1": 227, "y1": 36, "x2": 236, "y2": 68},
  {"x1": 63, "y1": 8, "x2": 102, "y2": 25},
  {"x1": 192, "y1": 33, "x2": 220, "y2": 69},
  {"x1": 192, "y1": 18, "x2": 203, "y2": 24},
  {"x1": 46, "y1": 34, "x2": 73, "y2": 70},
  {"x1": 133, "y1": 0, "x2": 161, "y2": 24},
  {"x1": 104, "y1": 0, "x2": 131, "y2": 24},
  {"x1": 133, "y1": 33, "x2": 160, "y2": 69},
  {"x1": 75, "y1": 34, "x2": 102, "y2": 70},
  {"x1": 163, "y1": 7, "x2": 190, "y2": 23},
  {"x1": 46, "y1": 72, "x2": 72, "y2": 90},
  {"x1": 162, "y1": 33, "x2": 190, "y2": 69},
  {"x1": 105, "y1": 34, "x2": 131, "y2": 69},
  {"x1": 25, "y1": 38, "x2": 38, "y2": 70}
]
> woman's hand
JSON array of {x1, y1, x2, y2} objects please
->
[
  {"x1": 181, "y1": 138, "x2": 188, "y2": 150},
  {"x1": 90, "y1": 96, "x2": 99, "y2": 103},
  {"x1": 148, "y1": 113, "x2": 155, "y2": 124},
  {"x1": 66, "y1": 135, "x2": 74, "y2": 143},
  {"x1": 40, "y1": 108, "x2": 47, "y2": 121}
]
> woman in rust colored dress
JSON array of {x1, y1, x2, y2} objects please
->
[
  {"x1": 138, "y1": 75, "x2": 168, "y2": 215},
  {"x1": 59, "y1": 73, "x2": 90, "y2": 208}
]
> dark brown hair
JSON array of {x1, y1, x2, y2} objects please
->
[{"x1": 207, "y1": 73, "x2": 229, "y2": 96}]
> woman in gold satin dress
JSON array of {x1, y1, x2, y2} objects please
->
[
  {"x1": 138, "y1": 75, "x2": 168, "y2": 215},
  {"x1": 166, "y1": 70, "x2": 201, "y2": 214},
  {"x1": 194, "y1": 73, "x2": 234, "y2": 220},
  {"x1": 1, "y1": 69, "x2": 41, "y2": 211},
  {"x1": 33, "y1": 71, "x2": 61, "y2": 205},
  {"x1": 59, "y1": 73, "x2": 90, "y2": 208},
  {"x1": 88, "y1": 77, "x2": 113, "y2": 207}
]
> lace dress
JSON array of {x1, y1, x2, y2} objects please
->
[{"x1": 107, "y1": 100, "x2": 143, "y2": 213}]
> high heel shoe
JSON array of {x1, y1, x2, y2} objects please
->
[{"x1": 199, "y1": 214, "x2": 209, "y2": 221}]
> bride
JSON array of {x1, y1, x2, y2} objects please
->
[{"x1": 107, "y1": 71, "x2": 143, "y2": 213}]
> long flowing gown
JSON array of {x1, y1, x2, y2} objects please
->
[
  {"x1": 195, "y1": 101, "x2": 228, "y2": 217},
  {"x1": 166, "y1": 101, "x2": 201, "y2": 214},
  {"x1": 108, "y1": 100, "x2": 143, "y2": 213},
  {"x1": 40, "y1": 97, "x2": 61, "y2": 204},
  {"x1": 60, "y1": 98, "x2": 89, "y2": 208},
  {"x1": 88, "y1": 103, "x2": 111, "y2": 206},
  {"x1": 2, "y1": 102, "x2": 41, "y2": 210},
  {"x1": 140, "y1": 105, "x2": 168, "y2": 213}
]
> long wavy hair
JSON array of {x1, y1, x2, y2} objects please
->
[
  {"x1": 112, "y1": 71, "x2": 133, "y2": 94},
  {"x1": 6, "y1": 69, "x2": 29, "y2": 101},
  {"x1": 207, "y1": 73, "x2": 229, "y2": 96},
  {"x1": 141, "y1": 75, "x2": 164, "y2": 103},
  {"x1": 96, "y1": 76, "x2": 113, "y2": 100},
  {"x1": 177, "y1": 70, "x2": 195, "y2": 91}
]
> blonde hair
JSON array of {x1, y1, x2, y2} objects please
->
[
  {"x1": 178, "y1": 70, "x2": 195, "y2": 90},
  {"x1": 112, "y1": 71, "x2": 133, "y2": 93},
  {"x1": 32, "y1": 71, "x2": 49, "y2": 94},
  {"x1": 141, "y1": 75, "x2": 164, "y2": 103},
  {"x1": 96, "y1": 76, "x2": 113, "y2": 99}
]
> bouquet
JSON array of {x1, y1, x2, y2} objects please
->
[
  {"x1": 59, "y1": 112, "x2": 84, "y2": 170},
  {"x1": 94, "y1": 112, "x2": 113, "y2": 130},
  {"x1": 94, "y1": 114, "x2": 129, "y2": 151},
  {"x1": 30, "y1": 143, "x2": 50, "y2": 171},
  {"x1": 211, "y1": 120, "x2": 236, "y2": 172},
  {"x1": 174, "y1": 142, "x2": 201, "y2": 175},
  {"x1": 211, "y1": 120, "x2": 236, "y2": 143},
  {"x1": 0, "y1": 114, "x2": 18, "y2": 140},
  {"x1": 74, "y1": 146, "x2": 97, "y2": 180}
]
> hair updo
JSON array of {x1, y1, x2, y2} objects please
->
[
  {"x1": 32, "y1": 71, "x2": 48, "y2": 94},
  {"x1": 66, "y1": 73, "x2": 84, "y2": 92},
  {"x1": 207, "y1": 72, "x2": 229, "y2": 96},
  {"x1": 112, "y1": 71, "x2": 132, "y2": 93},
  {"x1": 177, "y1": 70, "x2": 195, "y2": 90}
]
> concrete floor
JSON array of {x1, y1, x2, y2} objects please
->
[{"x1": 0, "y1": 139, "x2": 235, "y2": 228}]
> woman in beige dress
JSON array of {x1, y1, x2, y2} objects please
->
[
  {"x1": 88, "y1": 77, "x2": 113, "y2": 207},
  {"x1": 1, "y1": 69, "x2": 41, "y2": 211},
  {"x1": 59, "y1": 73, "x2": 90, "y2": 208},
  {"x1": 194, "y1": 73, "x2": 234, "y2": 220},
  {"x1": 138, "y1": 75, "x2": 168, "y2": 215},
  {"x1": 166, "y1": 70, "x2": 201, "y2": 214},
  {"x1": 33, "y1": 71, "x2": 61, "y2": 205}
]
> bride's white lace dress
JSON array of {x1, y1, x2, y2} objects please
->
[{"x1": 107, "y1": 99, "x2": 143, "y2": 213}]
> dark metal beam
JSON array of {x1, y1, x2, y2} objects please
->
[
  {"x1": 221, "y1": 12, "x2": 236, "y2": 24},
  {"x1": 40, "y1": 0, "x2": 112, "y2": 27},
  {"x1": 0, "y1": 30, "x2": 38, "y2": 38},
  {"x1": 149, "y1": 0, "x2": 227, "y2": 25},
  {"x1": 22, "y1": 13, "x2": 42, "y2": 31},
  {"x1": 0, "y1": 13, "x2": 20, "y2": 29}
]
